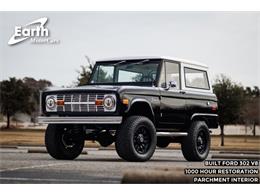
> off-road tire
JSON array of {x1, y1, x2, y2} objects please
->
[
  {"x1": 181, "y1": 121, "x2": 210, "y2": 161},
  {"x1": 115, "y1": 116, "x2": 156, "y2": 162},
  {"x1": 45, "y1": 124, "x2": 85, "y2": 160}
]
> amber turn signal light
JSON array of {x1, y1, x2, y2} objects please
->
[
  {"x1": 122, "y1": 98, "x2": 129, "y2": 105},
  {"x1": 56, "y1": 100, "x2": 64, "y2": 106},
  {"x1": 211, "y1": 105, "x2": 218, "y2": 111},
  {"x1": 95, "y1": 99, "x2": 103, "y2": 105}
]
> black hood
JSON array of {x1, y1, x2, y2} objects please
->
[
  {"x1": 44, "y1": 85, "x2": 120, "y2": 93},
  {"x1": 43, "y1": 84, "x2": 156, "y2": 94}
]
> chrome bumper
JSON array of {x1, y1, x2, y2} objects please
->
[{"x1": 38, "y1": 116, "x2": 123, "y2": 124}]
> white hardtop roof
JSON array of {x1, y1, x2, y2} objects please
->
[{"x1": 96, "y1": 56, "x2": 208, "y2": 68}]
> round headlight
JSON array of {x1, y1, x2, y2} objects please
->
[
  {"x1": 46, "y1": 96, "x2": 56, "y2": 110},
  {"x1": 103, "y1": 95, "x2": 116, "y2": 110}
]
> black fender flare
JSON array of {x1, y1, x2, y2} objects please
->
[
  {"x1": 125, "y1": 98, "x2": 155, "y2": 122},
  {"x1": 190, "y1": 113, "x2": 218, "y2": 128}
]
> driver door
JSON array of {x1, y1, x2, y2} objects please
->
[{"x1": 159, "y1": 60, "x2": 187, "y2": 128}]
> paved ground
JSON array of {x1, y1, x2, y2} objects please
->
[
  {"x1": 1, "y1": 147, "x2": 259, "y2": 184},
  {"x1": 0, "y1": 147, "x2": 220, "y2": 184}
]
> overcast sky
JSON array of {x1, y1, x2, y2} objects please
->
[{"x1": 0, "y1": 12, "x2": 259, "y2": 87}]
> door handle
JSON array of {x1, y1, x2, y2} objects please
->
[{"x1": 180, "y1": 91, "x2": 186, "y2": 94}]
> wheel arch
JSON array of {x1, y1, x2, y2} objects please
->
[
  {"x1": 190, "y1": 113, "x2": 218, "y2": 129},
  {"x1": 125, "y1": 98, "x2": 155, "y2": 123}
]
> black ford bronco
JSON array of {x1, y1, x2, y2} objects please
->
[{"x1": 38, "y1": 56, "x2": 218, "y2": 162}]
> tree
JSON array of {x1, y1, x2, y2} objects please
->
[
  {"x1": 213, "y1": 75, "x2": 246, "y2": 146},
  {"x1": 242, "y1": 86, "x2": 260, "y2": 136},
  {"x1": 0, "y1": 77, "x2": 52, "y2": 127},
  {"x1": 0, "y1": 78, "x2": 33, "y2": 128},
  {"x1": 252, "y1": 86, "x2": 260, "y2": 97},
  {"x1": 77, "y1": 55, "x2": 94, "y2": 86},
  {"x1": 23, "y1": 77, "x2": 52, "y2": 123}
]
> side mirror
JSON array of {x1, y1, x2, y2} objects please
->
[
  {"x1": 161, "y1": 81, "x2": 177, "y2": 90},
  {"x1": 169, "y1": 80, "x2": 177, "y2": 88}
]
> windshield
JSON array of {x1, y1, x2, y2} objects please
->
[{"x1": 90, "y1": 60, "x2": 160, "y2": 84}]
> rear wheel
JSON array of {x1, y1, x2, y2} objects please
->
[
  {"x1": 45, "y1": 124, "x2": 85, "y2": 160},
  {"x1": 181, "y1": 121, "x2": 210, "y2": 161},
  {"x1": 115, "y1": 116, "x2": 156, "y2": 162}
]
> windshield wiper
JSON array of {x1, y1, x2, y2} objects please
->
[
  {"x1": 129, "y1": 59, "x2": 149, "y2": 65},
  {"x1": 112, "y1": 60, "x2": 126, "y2": 66}
]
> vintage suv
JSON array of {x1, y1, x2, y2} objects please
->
[{"x1": 38, "y1": 56, "x2": 218, "y2": 162}]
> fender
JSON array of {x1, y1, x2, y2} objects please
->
[
  {"x1": 125, "y1": 98, "x2": 155, "y2": 121},
  {"x1": 191, "y1": 113, "x2": 218, "y2": 128},
  {"x1": 191, "y1": 113, "x2": 218, "y2": 120}
]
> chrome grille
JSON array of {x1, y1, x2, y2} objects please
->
[{"x1": 56, "y1": 93, "x2": 105, "y2": 112}]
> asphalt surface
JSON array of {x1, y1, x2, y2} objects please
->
[{"x1": 0, "y1": 147, "x2": 257, "y2": 184}]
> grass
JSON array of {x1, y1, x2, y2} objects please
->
[
  {"x1": 0, "y1": 128, "x2": 45, "y2": 146},
  {"x1": 0, "y1": 128, "x2": 259, "y2": 151}
]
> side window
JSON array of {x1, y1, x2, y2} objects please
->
[
  {"x1": 184, "y1": 67, "x2": 209, "y2": 90},
  {"x1": 165, "y1": 62, "x2": 180, "y2": 90}
]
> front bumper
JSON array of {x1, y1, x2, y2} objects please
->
[{"x1": 38, "y1": 116, "x2": 123, "y2": 124}]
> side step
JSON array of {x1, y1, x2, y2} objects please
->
[{"x1": 156, "y1": 132, "x2": 188, "y2": 137}]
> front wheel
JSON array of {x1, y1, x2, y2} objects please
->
[
  {"x1": 45, "y1": 124, "x2": 85, "y2": 160},
  {"x1": 115, "y1": 116, "x2": 156, "y2": 162},
  {"x1": 181, "y1": 121, "x2": 210, "y2": 161}
]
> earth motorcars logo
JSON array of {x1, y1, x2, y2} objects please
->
[{"x1": 8, "y1": 17, "x2": 60, "y2": 45}]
